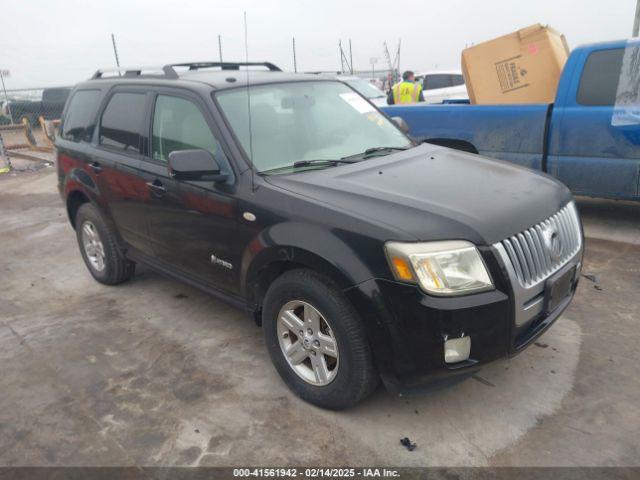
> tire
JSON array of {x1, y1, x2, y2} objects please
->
[
  {"x1": 74, "y1": 203, "x2": 135, "y2": 285},
  {"x1": 262, "y1": 269, "x2": 378, "y2": 410}
]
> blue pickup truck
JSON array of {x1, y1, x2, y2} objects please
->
[{"x1": 381, "y1": 40, "x2": 640, "y2": 201}]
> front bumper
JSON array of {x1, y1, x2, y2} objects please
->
[{"x1": 344, "y1": 245, "x2": 582, "y2": 395}]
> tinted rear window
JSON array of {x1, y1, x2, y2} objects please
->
[
  {"x1": 61, "y1": 90, "x2": 101, "y2": 142},
  {"x1": 450, "y1": 74, "x2": 465, "y2": 87},
  {"x1": 577, "y1": 48, "x2": 624, "y2": 106},
  {"x1": 423, "y1": 74, "x2": 451, "y2": 90},
  {"x1": 99, "y1": 92, "x2": 147, "y2": 153},
  {"x1": 43, "y1": 88, "x2": 70, "y2": 102}
]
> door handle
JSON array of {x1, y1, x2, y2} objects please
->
[
  {"x1": 146, "y1": 180, "x2": 166, "y2": 196},
  {"x1": 89, "y1": 161, "x2": 103, "y2": 173}
]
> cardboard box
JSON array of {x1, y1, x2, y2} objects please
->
[{"x1": 461, "y1": 24, "x2": 570, "y2": 104}]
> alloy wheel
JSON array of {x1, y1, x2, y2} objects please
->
[
  {"x1": 81, "y1": 221, "x2": 106, "y2": 272},
  {"x1": 276, "y1": 300, "x2": 339, "y2": 386}
]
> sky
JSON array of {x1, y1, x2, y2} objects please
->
[{"x1": 0, "y1": 0, "x2": 637, "y2": 89}]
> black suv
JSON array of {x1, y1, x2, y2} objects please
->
[{"x1": 57, "y1": 62, "x2": 583, "y2": 410}]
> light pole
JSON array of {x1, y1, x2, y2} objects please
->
[{"x1": 634, "y1": 0, "x2": 640, "y2": 37}]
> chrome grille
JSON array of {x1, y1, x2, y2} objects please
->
[{"x1": 498, "y1": 202, "x2": 582, "y2": 288}]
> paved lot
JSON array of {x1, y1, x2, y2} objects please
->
[{"x1": 1, "y1": 169, "x2": 639, "y2": 467}]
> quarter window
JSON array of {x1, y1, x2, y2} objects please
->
[
  {"x1": 577, "y1": 48, "x2": 624, "y2": 106},
  {"x1": 61, "y1": 90, "x2": 101, "y2": 143},
  {"x1": 99, "y1": 92, "x2": 147, "y2": 153},
  {"x1": 151, "y1": 95, "x2": 218, "y2": 163}
]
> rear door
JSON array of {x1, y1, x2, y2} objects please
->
[
  {"x1": 92, "y1": 88, "x2": 154, "y2": 255},
  {"x1": 422, "y1": 74, "x2": 451, "y2": 103},
  {"x1": 137, "y1": 89, "x2": 240, "y2": 294},
  {"x1": 548, "y1": 46, "x2": 640, "y2": 200},
  {"x1": 447, "y1": 73, "x2": 468, "y2": 100}
]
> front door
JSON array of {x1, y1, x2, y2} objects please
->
[
  {"x1": 138, "y1": 91, "x2": 240, "y2": 294},
  {"x1": 549, "y1": 46, "x2": 640, "y2": 200}
]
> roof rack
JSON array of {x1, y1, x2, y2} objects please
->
[
  {"x1": 91, "y1": 66, "x2": 179, "y2": 80},
  {"x1": 91, "y1": 61, "x2": 281, "y2": 80},
  {"x1": 169, "y1": 62, "x2": 282, "y2": 72}
]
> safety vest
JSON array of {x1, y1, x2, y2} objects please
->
[{"x1": 392, "y1": 81, "x2": 422, "y2": 104}]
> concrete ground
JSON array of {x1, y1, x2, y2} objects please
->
[{"x1": 1, "y1": 168, "x2": 639, "y2": 467}]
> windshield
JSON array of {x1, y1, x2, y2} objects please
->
[
  {"x1": 344, "y1": 79, "x2": 386, "y2": 99},
  {"x1": 215, "y1": 81, "x2": 410, "y2": 174}
]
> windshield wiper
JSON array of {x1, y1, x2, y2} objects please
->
[
  {"x1": 341, "y1": 146, "x2": 410, "y2": 161},
  {"x1": 291, "y1": 159, "x2": 358, "y2": 168},
  {"x1": 260, "y1": 159, "x2": 357, "y2": 175}
]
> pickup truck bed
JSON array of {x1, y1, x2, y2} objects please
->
[
  {"x1": 385, "y1": 103, "x2": 551, "y2": 170},
  {"x1": 381, "y1": 39, "x2": 640, "y2": 201}
]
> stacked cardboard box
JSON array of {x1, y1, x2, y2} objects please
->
[{"x1": 462, "y1": 24, "x2": 570, "y2": 104}]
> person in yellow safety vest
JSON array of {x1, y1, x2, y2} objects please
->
[{"x1": 387, "y1": 70, "x2": 424, "y2": 105}]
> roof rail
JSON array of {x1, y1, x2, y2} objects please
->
[
  {"x1": 167, "y1": 62, "x2": 282, "y2": 72},
  {"x1": 91, "y1": 62, "x2": 282, "y2": 81},
  {"x1": 91, "y1": 66, "x2": 178, "y2": 80}
]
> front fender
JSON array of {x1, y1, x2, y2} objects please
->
[{"x1": 241, "y1": 221, "x2": 381, "y2": 305}]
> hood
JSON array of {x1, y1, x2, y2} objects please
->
[{"x1": 264, "y1": 144, "x2": 573, "y2": 245}]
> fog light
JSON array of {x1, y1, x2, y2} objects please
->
[{"x1": 444, "y1": 336, "x2": 471, "y2": 364}]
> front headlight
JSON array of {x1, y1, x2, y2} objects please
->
[{"x1": 385, "y1": 240, "x2": 493, "y2": 296}]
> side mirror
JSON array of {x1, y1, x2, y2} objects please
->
[
  {"x1": 391, "y1": 116, "x2": 410, "y2": 134},
  {"x1": 167, "y1": 149, "x2": 228, "y2": 183}
]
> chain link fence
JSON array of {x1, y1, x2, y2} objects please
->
[
  {"x1": 0, "y1": 86, "x2": 65, "y2": 172},
  {"x1": 0, "y1": 86, "x2": 71, "y2": 127}
]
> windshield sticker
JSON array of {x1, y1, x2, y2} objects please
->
[
  {"x1": 365, "y1": 111, "x2": 386, "y2": 126},
  {"x1": 612, "y1": 39, "x2": 640, "y2": 127},
  {"x1": 339, "y1": 92, "x2": 375, "y2": 114}
]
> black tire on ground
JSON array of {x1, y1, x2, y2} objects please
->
[
  {"x1": 262, "y1": 269, "x2": 378, "y2": 410},
  {"x1": 74, "y1": 203, "x2": 135, "y2": 285}
]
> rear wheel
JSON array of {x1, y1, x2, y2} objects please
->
[
  {"x1": 262, "y1": 269, "x2": 378, "y2": 409},
  {"x1": 75, "y1": 203, "x2": 135, "y2": 285}
]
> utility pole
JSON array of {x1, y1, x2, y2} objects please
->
[
  {"x1": 111, "y1": 33, "x2": 121, "y2": 68},
  {"x1": 634, "y1": 0, "x2": 640, "y2": 37},
  {"x1": 339, "y1": 40, "x2": 351, "y2": 74},
  {"x1": 292, "y1": 37, "x2": 297, "y2": 72},
  {"x1": 349, "y1": 39, "x2": 353, "y2": 74},
  {"x1": 396, "y1": 39, "x2": 401, "y2": 79},
  {"x1": 383, "y1": 40, "x2": 401, "y2": 83},
  {"x1": 218, "y1": 35, "x2": 223, "y2": 62}
]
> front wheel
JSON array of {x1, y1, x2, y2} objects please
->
[{"x1": 262, "y1": 269, "x2": 378, "y2": 410}]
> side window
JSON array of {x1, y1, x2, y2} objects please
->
[
  {"x1": 99, "y1": 92, "x2": 147, "y2": 153},
  {"x1": 423, "y1": 74, "x2": 451, "y2": 90},
  {"x1": 449, "y1": 74, "x2": 465, "y2": 87},
  {"x1": 43, "y1": 88, "x2": 70, "y2": 103},
  {"x1": 61, "y1": 90, "x2": 102, "y2": 143},
  {"x1": 151, "y1": 95, "x2": 218, "y2": 163},
  {"x1": 577, "y1": 49, "x2": 624, "y2": 106}
]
